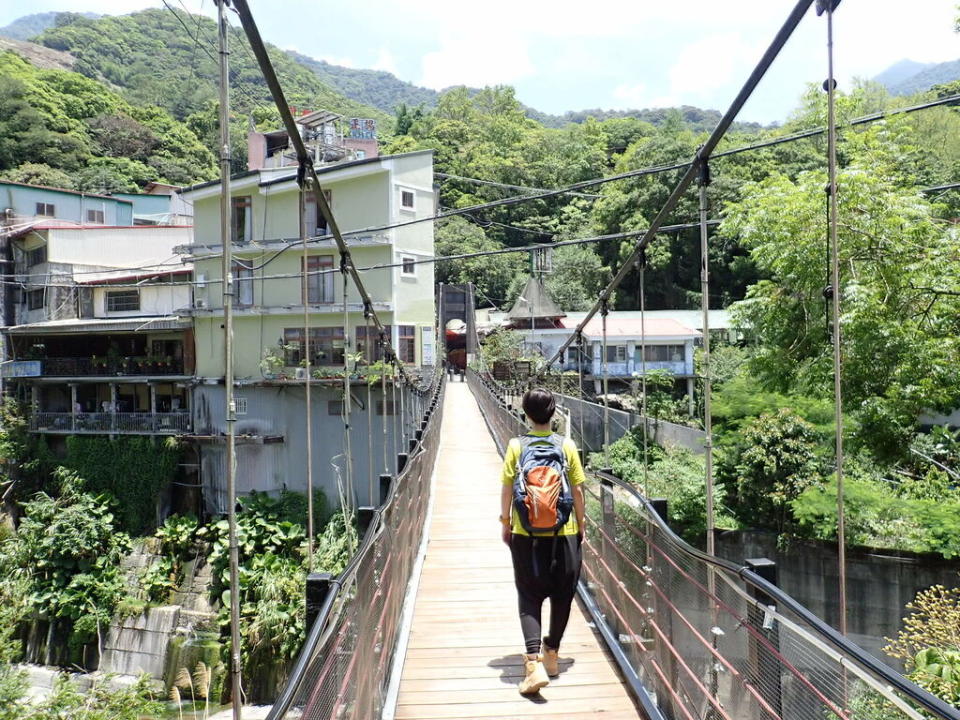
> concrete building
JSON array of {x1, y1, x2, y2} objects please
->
[
  {"x1": 1, "y1": 223, "x2": 194, "y2": 439},
  {"x1": 179, "y1": 148, "x2": 436, "y2": 512},
  {"x1": 0, "y1": 180, "x2": 134, "y2": 226}
]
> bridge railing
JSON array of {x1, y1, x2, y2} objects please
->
[
  {"x1": 467, "y1": 368, "x2": 960, "y2": 720},
  {"x1": 266, "y1": 373, "x2": 445, "y2": 720}
]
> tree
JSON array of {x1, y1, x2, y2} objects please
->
[
  {"x1": 435, "y1": 216, "x2": 522, "y2": 307},
  {"x1": 720, "y1": 409, "x2": 824, "y2": 531},
  {"x1": 722, "y1": 125, "x2": 960, "y2": 460}
]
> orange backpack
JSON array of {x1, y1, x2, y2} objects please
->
[{"x1": 511, "y1": 434, "x2": 573, "y2": 534}]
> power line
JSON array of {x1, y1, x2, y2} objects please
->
[
  {"x1": 437, "y1": 172, "x2": 602, "y2": 199},
  {"x1": 4, "y1": 220, "x2": 716, "y2": 292}
]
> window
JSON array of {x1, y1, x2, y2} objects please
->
[
  {"x1": 283, "y1": 326, "x2": 345, "y2": 366},
  {"x1": 636, "y1": 344, "x2": 686, "y2": 363},
  {"x1": 401, "y1": 256, "x2": 416, "y2": 277},
  {"x1": 399, "y1": 189, "x2": 415, "y2": 211},
  {"x1": 86, "y1": 209, "x2": 105, "y2": 224},
  {"x1": 231, "y1": 196, "x2": 252, "y2": 243},
  {"x1": 398, "y1": 325, "x2": 416, "y2": 364},
  {"x1": 26, "y1": 289, "x2": 44, "y2": 310},
  {"x1": 235, "y1": 397, "x2": 248, "y2": 415},
  {"x1": 106, "y1": 290, "x2": 140, "y2": 312},
  {"x1": 304, "y1": 190, "x2": 331, "y2": 238},
  {"x1": 605, "y1": 345, "x2": 627, "y2": 363},
  {"x1": 233, "y1": 260, "x2": 254, "y2": 306},
  {"x1": 313, "y1": 326, "x2": 345, "y2": 365},
  {"x1": 303, "y1": 255, "x2": 334, "y2": 304},
  {"x1": 25, "y1": 246, "x2": 46, "y2": 267},
  {"x1": 356, "y1": 325, "x2": 391, "y2": 363},
  {"x1": 35, "y1": 202, "x2": 54, "y2": 217}
]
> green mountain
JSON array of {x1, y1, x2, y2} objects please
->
[
  {"x1": 0, "y1": 11, "x2": 99, "y2": 41},
  {"x1": 875, "y1": 57, "x2": 960, "y2": 96},
  {"x1": 32, "y1": 9, "x2": 390, "y2": 126},
  {"x1": 288, "y1": 51, "x2": 439, "y2": 115}
]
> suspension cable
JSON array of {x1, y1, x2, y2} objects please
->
[
  {"x1": 577, "y1": 333, "x2": 587, "y2": 459},
  {"x1": 601, "y1": 299, "x2": 611, "y2": 469},
  {"x1": 638, "y1": 251, "x2": 649, "y2": 499},
  {"x1": 365, "y1": 307, "x2": 374, "y2": 506},
  {"x1": 340, "y1": 256, "x2": 355, "y2": 523},
  {"x1": 301, "y1": 184, "x2": 315, "y2": 569},
  {"x1": 822, "y1": 0, "x2": 848, "y2": 639},
  {"x1": 380, "y1": 334, "x2": 389, "y2": 475}
]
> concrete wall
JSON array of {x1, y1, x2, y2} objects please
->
[
  {"x1": 193, "y1": 382, "x2": 421, "y2": 513},
  {"x1": 716, "y1": 530, "x2": 960, "y2": 669},
  {"x1": 93, "y1": 284, "x2": 191, "y2": 318},
  {"x1": 44, "y1": 227, "x2": 192, "y2": 268},
  {"x1": 557, "y1": 393, "x2": 706, "y2": 456}
]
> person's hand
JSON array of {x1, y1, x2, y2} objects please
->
[
  {"x1": 501, "y1": 523, "x2": 512, "y2": 546},
  {"x1": 577, "y1": 519, "x2": 586, "y2": 543}
]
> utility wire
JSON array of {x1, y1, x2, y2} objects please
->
[
  {"x1": 8, "y1": 221, "x2": 716, "y2": 291},
  {"x1": 437, "y1": 172, "x2": 602, "y2": 199}
]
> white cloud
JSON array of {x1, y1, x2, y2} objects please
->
[
  {"x1": 420, "y1": 34, "x2": 535, "y2": 90},
  {"x1": 372, "y1": 47, "x2": 399, "y2": 76}
]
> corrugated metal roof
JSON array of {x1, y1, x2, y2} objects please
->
[
  {"x1": 561, "y1": 316, "x2": 700, "y2": 339},
  {"x1": 7, "y1": 316, "x2": 191, "y2": 334}
]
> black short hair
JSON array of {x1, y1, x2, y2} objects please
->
[{"x1": 522, "y1": 388, "x2": 556, "y2": 425}]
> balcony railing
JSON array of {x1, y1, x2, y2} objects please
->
[
  {"x1": 35, "y1": 357, "x2": 185, "y2": 377},
  {"x1": 30, "y1": 411, "x2": 191, "y2": 434},
  {"x1": 560, "y1": 360, "x2": 690, "y2": 376}
]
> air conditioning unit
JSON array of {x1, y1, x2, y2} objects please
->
[
  {"x1": 294, "y1": 367, "x2": 308, "y2": 380},
  {"x1": 194, "y1": 298, "x2": 207, "y2": 309}
]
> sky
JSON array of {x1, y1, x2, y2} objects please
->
[{"x1": 1, "y1": 1, "x2": 957, "y2": 123}]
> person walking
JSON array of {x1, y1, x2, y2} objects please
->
[{"x1": 499, "y1": 387, "x2": 586, "y2": 695}]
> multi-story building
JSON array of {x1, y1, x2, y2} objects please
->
[
  {"x1": 0, "y1": 180, "x2": 135, "y2": 227},
  {"x1": 1, "y1": 220, "x2": 194, "y2": 440},
  {"x1": 179, "y1": 148, "x2": 436, "y2": 512}
]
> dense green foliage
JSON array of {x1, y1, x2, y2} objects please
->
[
  {"x1": 0, "y1": 50, "x2": 215, "y2": 191},
  {"x1": 64, "y1": 436, "x2": 180, "y2": 534},
  {"x1": 0, "y1": 673, "x2": 163, "y2": 720},
  {"x1": 5, "y1": 468, "x2": 131, "y2": 651},
  {"x1": 0, "y1": 12, "x2": 100, "y2": 42},
  {"x1": 34, "y1": 10, "x2": 388, "y2": 126}
]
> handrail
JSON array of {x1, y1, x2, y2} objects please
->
[
  {"x1": 267, "y1": 366, "x2": 445, "y2": 719},
  {"x1": 593, "y1": 469, "x2": 960, "y2": 720}
]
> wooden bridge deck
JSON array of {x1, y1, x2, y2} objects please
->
[{"x1": 392, "y1": 382, "x2": 640, "y2": 720}]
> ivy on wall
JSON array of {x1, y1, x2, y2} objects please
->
[{"x1": 63, "y1": 437, "x2": 180, "y2": 534}]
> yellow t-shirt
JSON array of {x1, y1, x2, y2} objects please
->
[{"x1": 501, "y1": 431, "x2": 585, "y2": 537}]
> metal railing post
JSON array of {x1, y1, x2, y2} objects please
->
[{"x1": 746, "y1": 558, "x2": 783, "y2": 719}]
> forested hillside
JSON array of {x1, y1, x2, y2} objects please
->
[
  {"x1": 0, "y1": 11, "x2": 99, "y2": 41},
  {"x1": 0, "y1": 50, "x2": 215, "y2": 192}
]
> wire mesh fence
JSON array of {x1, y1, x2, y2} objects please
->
[
  {"x1": 266, "y1": 373, "x2": 445, "y2": 720},
  {"x1": 468, "y1": 369, "x2": 960, "y2": 720}
]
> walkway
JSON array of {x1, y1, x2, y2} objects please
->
[{"x1": 392, "y1": 382, "x2": 640, "y2": 719}]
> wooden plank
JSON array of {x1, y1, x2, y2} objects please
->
[{"x1": 392, "y1": 383, "x2": 640, "y2": 720}]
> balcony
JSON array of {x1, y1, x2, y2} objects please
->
[
  {"x1": 30, "y1": 411, "x2": 191, "y2": 435},
  {"x1": 2, "y1": 357, "x2": 186, "y2": 378},
  {"x1": 560, "y1": 360, "x2": 690, "y2": 377}
]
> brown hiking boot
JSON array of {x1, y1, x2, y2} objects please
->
[
  {"x1": 542, "y1": 640, "x2": 559, "y2": 677},
  {"x1": 518, "y1": 654, "x2": 550, "y2": 695}
]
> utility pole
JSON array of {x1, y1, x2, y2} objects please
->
[{"x1": 216, "y1": 1, "x2": 243, "y2": 717}]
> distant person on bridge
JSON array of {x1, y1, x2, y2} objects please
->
[{"x1": 499, "y1": 388, "x2": 586, "y2": 696}]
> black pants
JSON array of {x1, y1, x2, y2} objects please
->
[{"x1": 509, "y1": 533, "x2": 582, "y2": 655}]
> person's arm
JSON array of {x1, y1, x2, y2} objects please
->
[
  {"x1": 573, "y1": 483, "x2": 585, "y2": 540},
  {"x1": 500, "y1": 439, "x2": 519, "y2": 546},
  {"x1": 500, "y1": 484, "x2": 513, "y2": 546}
]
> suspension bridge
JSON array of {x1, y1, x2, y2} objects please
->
[{"x1": 188, "y1": 0, "x2": 960, "y2": 718}]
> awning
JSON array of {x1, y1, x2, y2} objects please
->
[{"x1": 6, "y1": 317, "x2": 191, "y2": 335}]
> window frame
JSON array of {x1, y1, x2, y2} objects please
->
[
  {"x1": 106, "y1": 289, "x2": 140, "y2": 313},
  {"x1": 26, "y1": 289, "x2": 45, "y2": 310},
  {"x1": 356, "y1": 325, "x2": 391, "y2": 363},
  {"x1": 231, "y1": 195, "x2": 252, "y2": 244},
  {"x1": 25, "y1": 246, "x2": 47, "y2": 267},
  {"x1": 397, "y1": 325, "x2": 416, "y2": 364},
  {"x1": 86, "y1": 209, "x2": 105, "y2": 224},
  {"x1": 233, "y1": 260, "x2": 254, "y2": 307},
  {"x1": 399, "y1": 188, "x2": 415, "y2": 212},
  {"x1": 605, "y1": 344, "x2": 627, "y2": 363},
  {"x1": 302, "y1": 254, "x2": 335, "y2": 304},
  {"x1": 400, "y1": 255, "x2": 416, "y2": 277},
  {"x1": 283, "y1": 326, "x2": 345, "y2": 366},
  {"x1": 304, "y1": 189, "x2": 332, "y2": 238},
  {"x1": 35, "y1": 202, "x2": 55, "y2": 217}
]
